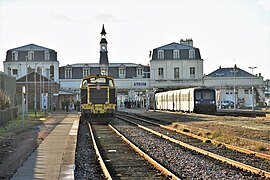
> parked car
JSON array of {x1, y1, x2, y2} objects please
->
[{"x1": 219, "y1": 100, "x2": 234, "y2": 109}]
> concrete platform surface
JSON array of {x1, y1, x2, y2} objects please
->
[{"x1": 11, "y1": 114, "x2": 79, "y2": 180}]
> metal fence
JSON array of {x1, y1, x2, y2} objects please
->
[{"x1": 0, "y1": 107, "x2": 18, "y2": 126}]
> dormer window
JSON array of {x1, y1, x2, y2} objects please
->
[
  {"x1": 189, "y1": 49, "x2": 195, "y2": 59},
  {"x1": 12, "y1": 51, "x2": 18, "y2": 61},
  {"x1": 157, "y1": 50, "x2": 164, "y2": 59},
  {"x1": 65, "y1": 66, "x2": 72, "y2": 79},
  {"x1": 119, "y1": 66, "x2": 126, "y2": 78},
  {"x1": 137, "y1": 68, "x2": 143, "y2": 77},
  {"x1": 44, "y1": 51, "x2": 50, "y2": 60},
  {"x1": 82, "y1": 67, "x2": 90, "y2": 77},
  {"x1": 101, "y1": 67, "x2": 108, "y2": 75},
  {"x1": 173, "y1": 50, "x2": 180, "y2": 59},
  {"x1": 28, "y1": 51, "x2": 34, "y2": 60}
]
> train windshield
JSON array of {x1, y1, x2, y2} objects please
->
[
  {"x1": 89, "y1": 77, "x2": 106, "y2": 84},
  {"x1": 195, "y1": 90, "x2": 215, "y2": 100},
  {"x1": 81, "y1": 77, "x2": 115, "y2": 87}
]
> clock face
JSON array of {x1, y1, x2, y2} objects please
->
[{"x1": 102, "y1": 46, "x2": 106, "y2": 50}]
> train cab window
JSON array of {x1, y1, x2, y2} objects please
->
[
  {"x1": 195, "y1": 91, "x2": 214, "y2": 100},
  {"x1": 195, "y1": 92, "x2": 202, "y2": 99},
  {"x1": 89, "y1": 77, "x2": 106, "y2": 84},
  {"x1": 108, "y1": 79, "x2": 114, "y2": 87},
  {"x1": 203, "y1": 91, "x2": 214, "y2": 99},
  {"x1": 82, "y1": 80, "x2": 88, "y2": 87}
]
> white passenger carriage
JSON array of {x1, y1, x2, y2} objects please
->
[{"x1": 155, "y1": 87, "x2": 216, "y2": 113}]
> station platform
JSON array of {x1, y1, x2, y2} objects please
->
[{"x1": 11, "y1": 113, "x2": 79, "y2": 180}]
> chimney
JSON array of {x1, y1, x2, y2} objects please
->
[{"x1": 180, "y1": 38, "x2": 193, "y2": 47}]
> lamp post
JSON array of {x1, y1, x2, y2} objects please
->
[
  {"x1": 216, "y1": 73, "x2": 224, "y2": 109},
  {"x1": 248, "y1": 66, "x2": 257, "y2": 111}
]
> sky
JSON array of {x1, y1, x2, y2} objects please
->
[{"x1": 0, "y1": 0, "x2": 270, "y2": 79}]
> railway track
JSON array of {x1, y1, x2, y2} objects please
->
[
  {"x1": 88, "y1": 120, "x2": 176, "y2": 179},
  {"x1": 116, "y1": 113, "x2": 270, "y2": 179}
]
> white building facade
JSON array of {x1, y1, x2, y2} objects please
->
[
  {"x1": 3, "y1": 44, "x2": 59, "y2": 82},
  {"x1": 150, "y1": 39, "x2": 204, "y2": 89}
]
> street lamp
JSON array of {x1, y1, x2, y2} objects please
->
[
  {"x1": 248, "y1": 66, "x2": 257, "y2": 111},
  {"x1": 216, "y1": 73, "x2": 224, "y2": 109}
]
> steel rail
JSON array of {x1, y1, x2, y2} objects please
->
[
  {"x1": 139, "y1": 125, "x2": 270, "y2": 179},
  {"x1": 117, "y1": 115, "x2": 270, "y2": 179},
  {"x1": 118, "y1": 113, "x2": 270, "y2": 161},
  {"x1": 108, "y1": 124, "x2": 180, "y2": 180},
  {"x1": 161, "y1": 125, "x2": 270, "y2": 161},
  {"x1": 87, "y1": 122, "x2": 112, "y2": 180}
]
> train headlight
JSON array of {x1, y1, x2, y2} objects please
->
[
  {"x1": 195, "y1": 101, "x2": 201, "y2": 104},
  {"x1": 89, "y1": 102, "x2": 93, "y2": 105},
  {"x1": 105, "y1": 101, "x2": 109, "y2": 105},
  {"x1": 210, "y1": 101, "x2": 215, "y2": 104}
]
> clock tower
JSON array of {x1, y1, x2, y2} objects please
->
[{"x1": 99, "y1": 24, "x2": 109, "y2": 65}]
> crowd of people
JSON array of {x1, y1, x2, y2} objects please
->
[{"x1": 61, "y1": 100, "x2": 80, "y2": 112}]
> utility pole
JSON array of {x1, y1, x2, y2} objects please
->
[
  {"x1": 230, "y1": 64, "x2": 238, "y2": 110},
  {"x1": 248, "y1": 66, "x2": 257, "y2": 111},
  {"x1": 25, "y1": 56, "x2": 28, "y2": 121}
]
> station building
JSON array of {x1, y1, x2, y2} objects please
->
[
  {"x1": 204, "y1": 65, "x2": 264, "y2": 108},
  {"x1": 3, "y1": 44, "x2": 59, "y2": 111},
  {"x1": 2, "y1": 25, "x2": 266, "y2": 110},
  {"x1": 58, "y1": 25, "x2": 150, "y2": 108}
]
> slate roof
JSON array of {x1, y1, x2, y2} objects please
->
[
  {"x1": 155, "y1": 42, "x2": 194, "y2": 50},
  {"x1": 206, "y1": 65, "x2": 254, "y2": 78},
  {"x1": 9, "y1": 44, "x2": 53, "y2": 52},
  {"x1": 70, "y1": 63, "x2": 143, "y2": 68}
]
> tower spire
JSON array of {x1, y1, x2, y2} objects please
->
[
  {"x1": 100, "y1": 24, "x2": 107, "y2": 36},
  {"x1": 99, "y1": 24, "x2": 109, "y2": 65}
]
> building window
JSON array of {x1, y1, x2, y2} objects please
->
[
  {"x1": 65, "y1": 68, "x2": 72, "y2": 79},
  {"x1": 12, "y1": 51, "x2": 18, "y2": 61},
  {"x1": 158, "y1": 67, "x2": 164, "y2": 79},
  {"x1": 119, "y1": 68, "x2": 126, "y2": 78},
  {"x1": 173, "y1": 50, "x2": 180, "y2": 59},
  {"x1": 101, "y1": 67, "x2": 108, "y2": 75},
  {"x1": 244, "y1": 89, "x2": 250, "y2": 94},
  {"x1": 44, "y1": 51, "x2": 50, "y2": 60},
  {"x1": 28, "y1": 51, "x2": 34, "y2": 60},
  {"x1": 190, "y1": 67, "x2": 195, "y2": 78},
  {"x1": 83, "y1": 68, "x2": 90, "y2": 77},
  {"x1": 12, "y1": 69, "x2": 18, "y2": 75},
  {"x1": 174, "y1": 67, "x2": 179, "y2": 79},
  {"x1": 157, "y1": 50, "x2": 164, "y2": 59},
  {"x1": 189, "y1": 49, "x2": 195, "y2": 59},
  {"x1": 137, "y1": 68, "x2": 143, "y2": 77}
]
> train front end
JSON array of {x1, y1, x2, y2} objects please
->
[
  {"x1": 80, "y1": 75, "x2": 116, "y2": 118},
  {"x1": 193, "y1": 88, "x2": 217, "y2": 114}
]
